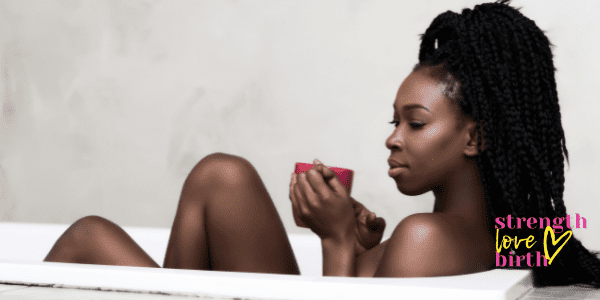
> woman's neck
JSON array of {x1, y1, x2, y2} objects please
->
[{"x1": 432, "y1": 159, "x2": 489, "y2": 228}]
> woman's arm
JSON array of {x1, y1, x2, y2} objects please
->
[
  {"x1": 322, "y1": 236, "x2": 358, "y2": 277},
  {"x1": 356, "y1": 239, "x2": 389, "y2": 277}
]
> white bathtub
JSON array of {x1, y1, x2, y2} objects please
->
[{"x1": 0, "y1": 222, "x2": 531, "y2": 299}]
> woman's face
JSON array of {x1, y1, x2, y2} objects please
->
[{"x1": 386, "y1": 70, "x2": 473, "y2": 195}]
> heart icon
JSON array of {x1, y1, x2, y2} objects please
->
[{"x1": 543, "y1": 226, "x2": 572, "y2": 265}]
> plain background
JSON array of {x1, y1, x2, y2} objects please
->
[{"x1": 1, "y1": 0, "x2": 599, "y2": 252}]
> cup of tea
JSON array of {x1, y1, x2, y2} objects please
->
[
  {"x1": 294, "y1": 163, "x2": 354, "y2": 194},
  {"x1": 293, "y1": 162, "x2": 354, "y2": 228}
]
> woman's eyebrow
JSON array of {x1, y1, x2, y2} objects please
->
[{"x1": 393, "y1": 103, "x2": 431, "y2": 112}]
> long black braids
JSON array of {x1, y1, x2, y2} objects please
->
[{"x1": 415, "y1": 0, "x2": 600, "y2": 287}]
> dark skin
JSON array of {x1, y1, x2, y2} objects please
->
[
  {"x1": 44, "y1": 153, "x2": 384, "y2": 273},
  {"x1": 290, "y1": 69, "x2": 495, "y2": 276},
  {"x1": 45, "y1": 69, "x2": 495, "y2": 277},
  {"x1": 45, "y1": 153, "x2": 301, "y2": 274}
]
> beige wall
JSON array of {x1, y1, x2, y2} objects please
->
[{"x1": 1, "y1": 0, "x2": 599, "y2": 250}]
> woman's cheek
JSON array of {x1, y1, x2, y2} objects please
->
[
  {"x1": 425, "y1": 126, "x2": 438, "y2": 137},
  {"x1": 421, "y1": 126, "x2": 442, "y2": 160}
]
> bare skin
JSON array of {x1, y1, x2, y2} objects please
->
[
  {"x1": 289, "y1": 69, "x2": 495, "y2": 277},
  {"x1": 45, "y1": 69, "x2": 495, "y2": 278},
  {"x1": 377, "y1": 69, "x2": 495, "y2": 276},
  {"x1": 45, "y1": 153, "x2": 300, "y2": 275}
]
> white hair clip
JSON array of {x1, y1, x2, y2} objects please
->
[{"x1": 435, "y1": 38, "x2": 438, "y2": 49}]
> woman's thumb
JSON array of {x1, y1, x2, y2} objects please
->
[
  {"x1": 313, "y1": 159, "x2": 350, "y2": 197},
  {"x1": 321, "y1": 166, "x2": 350, "y2": 198},
  {"x1": 370, "y1": 217, "x2": 386, "y2": 232}
]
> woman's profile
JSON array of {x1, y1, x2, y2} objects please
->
[{"x1": 43, "y1": 0, "x2": 600, "y2": 287}]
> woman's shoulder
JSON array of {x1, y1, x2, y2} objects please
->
[
  {"x1": 374, "y1": 213, "x2": 494, "y2": 277},
  {"x1": 392, "y1": 213, "x2": 474, "y2": 242}
]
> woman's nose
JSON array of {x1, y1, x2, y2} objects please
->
[{"x1": 385, "y1": 129, "x2": 403, "y2": 150}]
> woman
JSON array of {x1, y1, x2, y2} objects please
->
[{"x1": 44, "y1": 0, "x2": 600, "y2": 286}]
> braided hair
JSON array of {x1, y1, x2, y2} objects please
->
[{"x1": 415, "y1": 0, "x2": 600, "y2": 287}]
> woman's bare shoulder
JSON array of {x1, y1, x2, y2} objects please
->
[{"x1": 373, "y1": 213, "x2": 494, "y2": 277}]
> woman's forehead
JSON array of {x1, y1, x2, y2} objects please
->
[{"x1": 394, "y1": 71, "x2": 449, "y2": 113}]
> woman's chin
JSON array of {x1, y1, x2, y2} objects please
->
[{"x1": 396, "y1": 182, "x2": 427, "y2": 196}]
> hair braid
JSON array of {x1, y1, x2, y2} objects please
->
[
  {"x1": 479, "y1": 10, "x2": 534, "y2": 219},
  {"x1": 459, "y1": 9, "x2": 518, "y2": 219},
  {"x1": 489, "y1": 9, "x2": 553, "y2": 219},
  {"x1": 415, "y1": 0, "x2": 600, "y2": 287},
  {"x1": 504, "y1": 10, "x2": 557, "y2": 217}
]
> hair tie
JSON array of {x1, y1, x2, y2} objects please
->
[{"x1": 418, "y1": 11, "x2": 462, "y2": 61}]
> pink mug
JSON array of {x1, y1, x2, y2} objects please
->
[
  {"x1": 294, "y1": 163, "x2": 354, "y2": 194},
  {"x1": 293, "y1": 162, "x2": 354, "y2": 228}
]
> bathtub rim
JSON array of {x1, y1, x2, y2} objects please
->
[
  {"x1": 0, "y1": 260, "x2": 532, "y2": 300},
  {"x1": 0, "y1": 221, "x2": 533, "y2": 299}
]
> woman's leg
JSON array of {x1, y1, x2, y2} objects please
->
[
  {"x1": 44, "y1": 215, "x2": 159, "y2": 267},
  {"x1": 163, "y1": 152, "x2": 300, "y2": 275}
]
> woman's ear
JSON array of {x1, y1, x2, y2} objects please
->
[{"x1": 464, "y1": 121, "x2": 485, "y2": 157}]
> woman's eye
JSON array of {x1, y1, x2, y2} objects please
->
[
  {"x1": 389, "y1": 120, "x2": 424, "y2": 128},
  {"x1": 409, "y1": 121, "x2": 424, "y2": 128}
]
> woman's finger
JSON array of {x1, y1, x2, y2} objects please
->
[
  {"x1": 349, "y1": 197, "x2": 361, "y2": 216},
  {"x1": 292, "y1": 173, "x2": 306, "y2": 208},
  {"x1": 367, "y1": 212, "x2": 376, "y2": 224},
  {"x1": 296, "y1": 172, "x2": 318, "y2": 207},
  {"x1": 312, "y1": 159, "x2": 350, "y2": 196},
  {"x1": 291, "y1": 174, "x2": 301, "y2": 216},
  {"x1": 292, "y1": 174, "x2": 303, "y2": 211},
  {"x1": 293, "y1": 174, "x2": 310, "y2": 225},
  {"x1": 305, "y1": 168, "x2": 333, "y2": 200},
  {"x1": 290, "y1": 173, "x2": 303, "y2": 226},
  {"x1": 289, "y1": 172, "x2": 295, "y2": 201},
  {"x1": 313, "y1": 159, "x2": 325, "y2": 166},
  {"x1": 370, "y1": 217, "x2": 386, "y2": 232},
  {"x1": 357, "y1": 208, "x2": 370, "y2": 224},
  {"x1": 321, "y1": 166, "x2": 350, "y2": 199},
  {"x1": 312, "y1": 159, "x2": 332, "y2": 176}
]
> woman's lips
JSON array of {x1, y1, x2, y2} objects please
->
[{"x1": 388, "y1": 167, "x2": 406, "y2": 177}]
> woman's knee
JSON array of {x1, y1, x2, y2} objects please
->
[
  {"x1": 45, "y1": 215, "x2": 117, "y2": 263},
  {"x1": 67, "y1": 215, "x2": 119, "y2": 245},
  {"x1": 189, "y1": 152, "x2": 257, "y2": 188}
]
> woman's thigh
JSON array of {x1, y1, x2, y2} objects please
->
[{"x1": 163, "y1": 152, "x2": 299, "y2": 274}]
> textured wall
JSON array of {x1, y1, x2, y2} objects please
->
[{"x1": 1, "y1": 0, "x2": 599, "y2": 250}]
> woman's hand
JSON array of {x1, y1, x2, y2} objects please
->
[
  {"x1": 289, "y1": 160, "x2": 356, "y2": 243},
  {"x1": 350, "y1": 197, "x2": 386, "y2": 255},
  {"x1": 289, "y1": 159, "x2": 386, "y2": 255}
]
